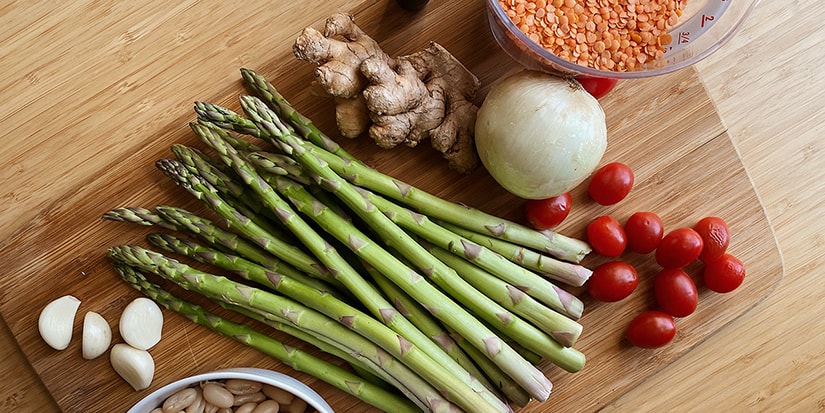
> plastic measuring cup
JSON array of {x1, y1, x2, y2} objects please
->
[{"x1": 486, "y1": 0, "x2": 761, "y2": 79}]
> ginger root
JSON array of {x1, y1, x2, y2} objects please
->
[{"x1": 293, "y1": 13, "x2": 481, "y2": 173}]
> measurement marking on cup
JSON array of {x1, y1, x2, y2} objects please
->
[
  {"x1": 701, "y1": 15, "x2": 716, "y2": 28},
  {"x1": 664, "y1": 0, "x2": 732, "y2": 55}
]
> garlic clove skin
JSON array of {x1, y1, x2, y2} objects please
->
[
  {"x1": 119, "y1": 297, "x2": 163, "y2": 350},
  {"x1": 110, "y1": 343, "x2": 155, "y2": 391},
  {"x1": 38, "y1": 295, "x2": 81, "y2": 351},
  {"x1": 82, "y1": 311, "x2": 112, "y2": 360}
]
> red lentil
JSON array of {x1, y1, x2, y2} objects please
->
[{"x1": 499, "y1": 0, "x2": 689, "y2": 72}]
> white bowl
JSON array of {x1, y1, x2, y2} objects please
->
[{"x1": 127, "y1": 367, "x2": 334, "y2": 413}]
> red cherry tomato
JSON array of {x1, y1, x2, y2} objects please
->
[
  {"x1": 588, "y1": 162, "x2": 634, "y2": 206},
  {"x1": 586, "y1": 215, "x2": 627, "y2": 257},
  {"x1": 624, "y1": 211, "x2": 664, "y2": 254},
  {"x1": 524, "y1": 193, "x2": 572, "y2": 230},
  {"x1": 655, "y1": 227, "x2": 704, "y2": 268},
  {"x1": 626, "y1": 310, "x2": 677, "y2": 349},
  {"x1": 576, "y1": 75, "x2": 619, "y2": 99},
  {"x1": 703, "y1": 254, "x2": 746, "y2": 293},
  {"x1": 694, "y1": 216, "x2": 731, "y2": 263},
  {"x1": 587, "y1": 261, "x2": 639, "y2": 302},
  {"x1": 653, "y1": 268, "x2": 699, "y2": 317}
]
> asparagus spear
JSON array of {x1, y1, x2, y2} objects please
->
[
  {"x1": 236, "y1": 68, "x2": 590, "y2": 263},
  {"x1": 248, "y1": 152, "x2": 583, "y2": 330},
  {"x1": 145, "y1": 232, "x2": 480, "y2": 396},
  {"x1": 246, "y1": 150, "x2": 313, "y2": 185},
  {"x1": 103, "y1": 206, "x2": 178, "y2": 230},
  {"x1": 225, "y1": 303, "x2": 393, "y2": 391},
  {"x1": 246, "y1": 150, "x2": 584, "y2": 290},
  {"x1": 130, "y1": 238, "x2": 437, "y2": 406},
  {"x1": 152, "y1": 205, "x2": 333, "y2": 281},
  {"x1": 233, "y1": 305, "x2": 389, "y2": 386},
  {"x1": 437, "y1": 221, "x2": 592, "y2": 287},
  {"x1": 368, "y1": 191, "x2": 583, "y2": 320},
  {"x1": 210, "y1": 292, "x2": 437, "y2": 410},
  {"x1": 201, "y1": 164, "x2": 496, "y2": 393},
  {"x1": 239, "y1": 96, "x2": 554, "y2": 402},
  {"x1": 170, "y1": 143, "x2": 274, "y2": 223},
  {"x1": 423, "y1": 242, "x2": 582, "y2": 348},
  {"x1": 238, "y1": 68, "x2": 355, "y2": 161},
  {"x1": 171, "y1": 144, "x2": 239, "y2": 186},
  {"x1": 193, "y1": 119, "x2": 263, "y2": 151},
  {"x1": 269, "y1": 170, "x2": 584, "y2": 372},
  {"x1": 103, "y1": 204, "x2": 341, "y2": 291},
  {"x1": 197, "y1": 97, "x2": 589, "y2": 263},
  {"x1": 189, "y1": 122, "x2": 511, "y2": 413},
  {"x1": 198, "y1": 143, "x2": 588, "y2": 290},
  {"x1": 153, "y1": 159, "x2": 340, "y2": 283},
  {"x1": 284, "y1": 181, "x2": 523, "y2": 405},
  {"x1": 108, "y1": 245, "x2": 482, "y2": 413},
  {"x1": 194, "y1": 101, "x2": 262, "y2": 138},
  {"x1": 146, "y1": 232, "x2": 337, "y2": 297},
  {"x1": 114, "y1": 263, "x2": 421, "y2": 413},
  {"x1": 367, "y1": 263, "x2": 533, "y2": 407}
]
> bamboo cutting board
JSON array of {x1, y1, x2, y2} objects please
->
[{"x1": 0, "y1": 1, "x2": 782, "y2": 412}]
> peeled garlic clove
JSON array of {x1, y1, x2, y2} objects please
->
[
  {"x1": 82, "y1": 311, "x2": 112, "y2": 360},
  {"x1": 38, "y1": 295, "x2": 81, "y2": 350},
  {"x1": 110, "y1": 343, "x2": 154, "y2": 391},
  {"x1": 119, "y1": 297, "x2": 163, "y2": 350}
]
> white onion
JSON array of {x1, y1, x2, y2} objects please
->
[{"x1": 474, "y1": 70, "x2": 607, "y2": 199}]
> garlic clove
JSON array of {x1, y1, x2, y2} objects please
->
[
  {"x1": 110, "y1": 343, "x2": 155, "y2": 391},
  {"x1": 82, "y1": 311, "x2": 112, "y2": 360},
  {"x1": 38, "y1": 295, "x2": 81, "y2": 350},
  {"x1": 119, "y1": 297, "x2": 163, "y2": 350}
]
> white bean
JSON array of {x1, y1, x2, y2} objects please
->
[
  {"x1": 235, "y1": 402, "x2": 260, "y2": 413},
  {"x1": 234, "y1": 391, "x2": 267, "y2": 406},
  {"x1": 251, "y1": 400, "x2": 281, "y2": 413},
  {"x1": 163, "y1": 387, "x2": 198, "y2": 412},
  {"x1": 184, "y1": 388, "x2": 205, "y2": 413},
  {"x1": 203, "y1": 402, "x2": 219, "y2": 413},
  {"x1": 225, "y1": 379, "x2": 262, "y2": 395},
  {"x1": 285, "y1": 397, "x2": 307, "y2": 413},
  {"x1": 154, "y1": 378, "x2": 313, "y2": 413},
  {"x1": 202, "y1": 382, "x2": 234, "y2": 408},
  {"x1": 262, "y1": 385, "x2": 294, "y2": 405}
]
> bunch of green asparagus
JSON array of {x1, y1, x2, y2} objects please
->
[{"x1": 105, "y1": 68, "x2": 593, "y2": 413}]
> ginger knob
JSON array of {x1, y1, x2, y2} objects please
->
[{"x1": 294, "y1": 13, "x2": 481, "y2": 173}]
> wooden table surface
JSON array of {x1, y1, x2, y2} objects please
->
[{"x1": 2, "y1": 0, "x2": 823, "y2": 412}]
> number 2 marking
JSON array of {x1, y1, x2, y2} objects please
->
[{"x1": 701, "y1": 14, "x2": 715, "y2": 28}]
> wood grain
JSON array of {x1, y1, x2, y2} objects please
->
[
  {"x1": 603, "y1": 1, "x2": 825, "y2": 411},
  {"x1": 0, "y1": 1, "x2": 785, "y2": 412}
]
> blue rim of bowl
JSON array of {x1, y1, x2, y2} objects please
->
[{"x1": 486, "y1": 0, "x2": 762, "y2": 79}]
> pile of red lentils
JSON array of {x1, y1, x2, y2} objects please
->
[{"x1": 499, "y1": 0, "x2": 689, "y2": 72}]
